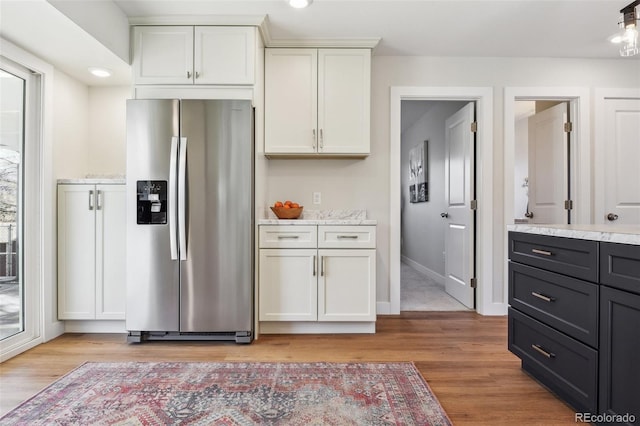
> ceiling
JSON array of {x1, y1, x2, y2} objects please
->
[{"x1": 0, "y1": 0, "x2": 637, "y2": 87}]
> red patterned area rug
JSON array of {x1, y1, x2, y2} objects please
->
[{"x1": 1, "y1": 361, "x2": 451, "y2": 425}]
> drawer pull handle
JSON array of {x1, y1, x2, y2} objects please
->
[
  {"x1": 277, "y1": 235, "x2": 300, "y2": 240},
  {"x1": 531, "y1": 344, "x2": 555, "y2": 359},
  {"x1": 531, "y1": 248, "x2": 552, "y2": 256},
  {"x1": 337, "y1": 235, "x2": 358, "y2": 240},
  {"x1": 531, "y1": 292, "x2": 556, "y2": 303},
  {"x1": 313, "y1": 255, "x2": 316, "y2": 276}
]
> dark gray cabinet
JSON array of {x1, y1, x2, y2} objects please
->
[
  {"x1": 599, "y1": 243, "x2": 640, "y2": 425},
  {"x1": 509, "y1": 232, "x2": 640, "y2": 424},
  {"x1": 508, "y1": 232, "x2": 599, "y2": 413}
]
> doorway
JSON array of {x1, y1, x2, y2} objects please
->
[
  {"x1": 400, "y1": 100, "x2": 473, "y2": 311},
  {"x1": 513, "y1": 100, "x2": 572, "y2": 224},
  {"x1": 389, "y1": 86, "x2": 496, "y2": 316}
]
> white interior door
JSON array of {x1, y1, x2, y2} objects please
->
[
  {"x1": 601, "y1": 99, "x2": 640, "y2": 225},
  {"x1": 527, "y1": 103, "x2": 569, "y2": 224},
  {"x1": 444, "y1": 103, "x2": 475, "y2": 309}
]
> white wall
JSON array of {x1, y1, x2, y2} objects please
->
[
  {"x1": 400, "y1": 101, "x2": 466, "y2": 278},
  {"x1": 266, "y1": 55, "x2": 640, "y2": 308},
  {"x1": 52, "y1": 70, "x2": 90, "y2": 179},
  {"x1": 87, "y1": 86, "x2": 129, "y2": 175}
]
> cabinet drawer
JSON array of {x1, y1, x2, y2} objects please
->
[
  {"x1": 259, "y1": 226, "x2": 317, "y2": 248},
  {"x1": 508, "y1": 308, "x2": 598, "y2": 413},
  {"x1": 318, "y1": 226, "x2": 376, "y2": 249},
  {"x1": 508, "y1": 232, "x2": 598, "y2": 282},
  {"x1": 600, "y1": 242, "x2": 640, "y2": 296},
  {"x1": 509, "y1": 262, "x2": 599, "y2": 347}
]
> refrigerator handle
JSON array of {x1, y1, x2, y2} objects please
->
[
  {"x1": 178, "y1": 137, "x2": 188, "y2": 260},
  {"x1": 169, "y1": 136, "x2": 179, "y2": 260}
]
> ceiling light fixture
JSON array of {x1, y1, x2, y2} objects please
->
[
  {"x1": 611, "y1": 0, "x2": 640, "y2": 57},
  {"x1": 88, "y1": 67, "x2": 113, "y2": 78},
  {"x1": 289, "y1": 0, "x2": 312, "y2": 9}
]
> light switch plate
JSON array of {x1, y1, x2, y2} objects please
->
[{"x1": 313, "y1": 192, "x2": 321, "y2": 204}]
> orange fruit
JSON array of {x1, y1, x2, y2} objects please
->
[
  {"x1": 274, "y1": 201, "x2": 283, "y2": 208},
  {"x1": 283, "y1": 204, "x2": 291, "y2": 209},
  {"x1": 284, "y1": 200, "x2": 292, "y2": 206},
  {"x1": 291, "y1": 202, "x2": 299, "y2": 208}
]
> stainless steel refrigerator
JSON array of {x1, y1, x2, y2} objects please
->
[{"x1": 125, "y1": 99, "x2": 254, "y2": 343}]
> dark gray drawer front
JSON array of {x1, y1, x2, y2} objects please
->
[
  {"x1": 509, "y1": 232, "x2": 598, "y2": 282},
  {"x1": 600, "y1": 242, "x2": 640, "y2": 296},
  {"x1": 508, "y1": 308, "x2": 598, "y2": 413},
  {"x1": 509, "y1": 262, "x2": 599, "y2": 348}
]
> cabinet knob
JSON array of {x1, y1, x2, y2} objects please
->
[
  {"x1": 606, "y1": 213, "x2": 619, "y2": 221},
  {"x1": 187, "y1": 71, "x2": 192, "y2": 79},
  {"x1": 440, "y1": 212, "x2": 449, "y2": 218}
]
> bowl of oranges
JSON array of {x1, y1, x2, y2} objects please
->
[{"x1": 270, "y1": 200, "x2": 303, "y2": 219}]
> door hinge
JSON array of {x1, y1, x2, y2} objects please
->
[
  {"x1": 564, "y1": 122, "x2": 573, "y2": 132},
  {"x1": 564, "y1": 199, "x2": 573, "y2": 210},
  {"x1": 470, "y1": 199, "x2": 477, "y2": 210},
  {"x1": 470, "y1": 277, "x2": 477, "y2": 288},
  {"x1": 470, "y1": 122, "x2": 478, "y2": 133}
]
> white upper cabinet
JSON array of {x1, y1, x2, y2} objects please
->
[
  {"x1": 317, "y1": 49, "x2": 371, "y2": 155},
  {"x1": 133, "y1": 26, "x2": 256, "y2": 85},
  {"x1": 265, "y1": 49, "x2": 318, "y2": 154},
  {"x1": 195, "y1": 26, "x2": 255, "y2": 85},
  {"x1": 265, "y1": 48, "x2": 371, "y2": 157}
]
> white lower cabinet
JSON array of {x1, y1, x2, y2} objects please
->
[
  {"x1": 57, "y1": 184, "x2": 126, "y2": 320},
  {"x1": 258, "y1": 225, "x2": 376, "y2": 332}
]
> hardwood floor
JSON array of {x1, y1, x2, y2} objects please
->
[{"x1": 0, "y1": 312, "x2": 577, "y2": 425}]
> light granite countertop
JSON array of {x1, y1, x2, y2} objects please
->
[
  {"x1": 259, "y1": 209, "x2": 377, "y2": 226},
  {"x1": 58, "y1": 175, "x2": 125, "y2": 184},
  {"x1": 507, "y1": 224, "x2": 640, "y2": 246}
]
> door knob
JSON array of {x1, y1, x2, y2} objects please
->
[
  {"x1": 440, "y1": 212, "x2": 449, "y2": 218},
  {"x1": 606, "y1": 213, "x2": 619, "y2": 221}
]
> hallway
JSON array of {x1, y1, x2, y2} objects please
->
[{"x1": 400, "y1": 261, "x2": 470, "y2": 311}]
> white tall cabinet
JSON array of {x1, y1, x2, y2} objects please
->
[
  {"x1": 264, "y1": 48, "x2": 371, "y2": 156},
  {"x1": 57, "y1": 183, "x2": 126, "y2": 320}
]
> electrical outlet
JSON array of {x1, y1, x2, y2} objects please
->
[{"x1": 313, "y1": 192, "x2": 321, "y2": 205}]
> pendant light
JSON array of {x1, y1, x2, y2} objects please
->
[{"x1": 610, "y1": 0, "x2": 640, "y2": 57}]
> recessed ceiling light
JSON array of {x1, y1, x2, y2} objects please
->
[
  {"x1": 88, "y1": 67, "x2": 113, "y2": 78},
  {"x1": 289, "y1": 0, "x2": 312, "y2": 8}
]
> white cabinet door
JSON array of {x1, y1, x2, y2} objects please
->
[
  {"x1": 318, "y1": 49, "x2": 371, "y2": 155},
  {"x1": 527, "y1": 103, "x2": 569, "y2": 224},
  {"x1": 318, "y1": 249, "x2": 376, "y2": 322},
  {"x1": 265, "y1": 48, "x2": 318, "y2": 154},
  {"x1": 58, "y1": 185, "x2": 97, "y2": 319},
  {"x1": 95, "y1": 185, "x2": 126, "y2": 320},
  {"x1": 600, "y1": 99, "x2": 640, "y2": 225},
  {"x1": 133, "y1": 26, "x2": 194, "y2": 85},
  {"x1": 195, "y1": 26, "x2": 255, "y2": 85},
  {"x1": 259, "y1": 249, "x2": 318, "y2": 321}
]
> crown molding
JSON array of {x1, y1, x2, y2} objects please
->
[
  {"x1": 127, "y1": 15, "x2": 379, "y2": 50},
  {"x1": 128, "y1": 15, "x2": 267, "y2": 27},
  {"x1": 266, "y1": 37, "x2": 381, "y2": 50}
]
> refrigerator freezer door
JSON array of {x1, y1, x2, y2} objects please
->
[
  {"x1": 179, "y1": 100, "x2": 254, "y2": 333},
  {"x1": 126, "y1": 99, "x2": 180, "y2": 332}
]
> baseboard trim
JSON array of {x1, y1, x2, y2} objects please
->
[
  {"x1": 401, "y1": 255, "x2": 445, "y2": 285},
  {"x1": 260, "y1": 321, "x2": 376, "y2": 334},
  {"x1": 64, "y1": 320, "x2": 126, "y2": 333}
]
